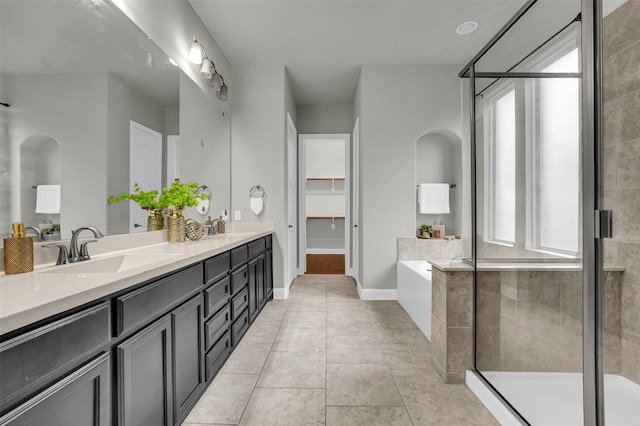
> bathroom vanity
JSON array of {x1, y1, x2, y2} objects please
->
[{"x1": 0, "y1": 230, "x2": 273, "y2": 426}]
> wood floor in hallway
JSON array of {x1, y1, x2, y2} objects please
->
[{"x1": 183, "y1": 274, "x2": 498, "y2": 426}]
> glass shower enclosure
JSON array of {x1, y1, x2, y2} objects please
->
[{"x1": 461, "y1": 0, "x2": 640, "y2": 424}]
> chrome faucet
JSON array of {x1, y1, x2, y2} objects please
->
[
  {"x1": 69, "y1": 226, "x2": 104, "y2": 263},
  {"x1": 25, "y1": 226, "x2": 43, "y2": 242}
]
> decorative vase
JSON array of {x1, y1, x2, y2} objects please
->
[
  {"x1": 167, "y1": 209, "x2": 185, "y2": 243},
  {"x1": 147, "y1": 209, "x2": 164, "y2": 231},
  {"x1": 420, "y1": 231, "x2": 430, "y2": 238}
]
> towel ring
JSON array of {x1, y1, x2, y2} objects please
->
[{"x1": 249, "y1": 185, "x2": 266, "y2": 199}]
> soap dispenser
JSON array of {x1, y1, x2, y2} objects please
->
[{"x1": 3, "y1": 222, "x2": 34, "y2": 274}]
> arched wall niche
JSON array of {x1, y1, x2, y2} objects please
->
[
  {"x1": 20, "y1": 134, "x2": 61, "y2": 234},
  {"x1": 415, "y1": 129, "x2": 462, "y2": 236}
]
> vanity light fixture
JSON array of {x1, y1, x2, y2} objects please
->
[
  {"x1": 188, "y1": 36, "x2": 204, "y2": 64},
  {"x1": 210, "y1": 69, "x2": 223, "y2": 90},
  {"x1": 456, "y1": 21, "x2": 478, "y2": 35},
  {"x1": 189, "y1": 35, "x2": 228, "y2": 99},
  {"x1": 200, "y1": 58, "x2": 214, "y2": 78},
  {"x1": 217, "y1": 79, "x2": 228, "y2": 101}
]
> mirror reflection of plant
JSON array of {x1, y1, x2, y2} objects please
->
[
  {"x1": 108, "y1": 183, "x2": 163, "y2": 210},
  {"x1": 160, "y1": 180, "x2": 209, "y2": 211}
]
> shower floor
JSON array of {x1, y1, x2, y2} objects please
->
[{"x1": 479, "y1": 371, "x2": 640, "y2": 426}]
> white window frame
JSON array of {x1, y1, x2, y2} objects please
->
[
  {"x1": 524, "y1": 28, "x2": 582, "y2": 257},
  {"x1": 483, "y1": 80, "x2": 517, "y2": 247}
]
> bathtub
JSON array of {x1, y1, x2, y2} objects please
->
[{"x1": 396, "y1": 260, "x2": 432, "y2": 341}]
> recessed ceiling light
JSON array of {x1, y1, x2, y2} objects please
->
[{"x1": 456, "y1": 21, "x2": 478, "y2": 35}]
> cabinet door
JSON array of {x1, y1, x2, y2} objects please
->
[
  {"x1": 0, "y1": 353, "x2": 110, "y2": 426},
  {"x1": 118, "y1": 316, "x2": 173, "y2": 426},
  {"x1": 257, "y1": 253, "x2": 266, "y2": 309},
  {"x1": 172, "y1": 294, "x2": 204, "y2": 425},
  {"x1": 266, "y1": 249, "x2": 273, "y2": 299},
  {"x1": 247, "y1": 258, "x2": 258, "y2": 321}
]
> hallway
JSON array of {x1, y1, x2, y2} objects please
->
[{"x1": 184, "y1": 275, "x2": 497, "y2": 425}]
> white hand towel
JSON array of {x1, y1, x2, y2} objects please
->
[
  {"x1": 418, "y1": 183, "x2": 450, "y2": 214},
  {"x1": 196, "y1": 198, "x2": 210, "y2": 215},
  {"x1": 250, "y1": 197, "x2": 263, "y2": 215},
  {"x1": 35, "y1": 185, "x2": 61, "y2": 214}
]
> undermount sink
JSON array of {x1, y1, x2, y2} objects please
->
[{"x1": 41, "y1": 254, "x2": 175, "y2": 274}]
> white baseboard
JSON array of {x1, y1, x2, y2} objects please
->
[
  {"x1": 356, "y1": 279, "x2": 398, "y2": 300},
  {"x1": 273, "y1": 287, "x2": 289, "y2": 300},
  {"x1": 466, "y1": 371, "x2": 524, "y2": 426}
]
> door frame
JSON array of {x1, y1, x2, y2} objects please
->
[
  {"x1": 286, "y1": 113, "x2": 298, "y2": 286},
  {"x1": 351, "y1": 118, "x2": 360, "y2": 281},
  {"x1": 298, "y1": 133, "x2": 351, "y2": 275}
]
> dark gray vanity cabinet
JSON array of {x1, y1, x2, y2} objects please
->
[
  {"x1": 172, "y1": 294, "x2": 205, "y2": 425},
  {"x1": 0, "y1": 353, "x2": 111, "y2": 426},
  {"x1": 265, "y1": 247, "x2": 273, "y2": 300},
  {"x1": 117, "y1": 315, "x2": 173, "y2": 426}
]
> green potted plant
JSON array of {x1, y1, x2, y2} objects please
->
[
  {"x1": 108, "y1": 183, "x2": 165, "y2": 231},
  {"x1": 160, "y1": 180, "x2": 209, "y2": 242},
  {"x1": 419, "y1": 224, "x2": 434, "y2": 238}
]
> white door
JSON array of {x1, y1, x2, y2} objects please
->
[
  {"x1": 166, "y1": 135, "x2": 180, "y2": 187},
  {"x1": 130, "y1": 121, "x2": 162, "y2": 233},
  {"x1": 287, "y1": 114, "x2": 298, "y2": 286},
  {"x1": 352, "y1": 118, "x2": 360, "y2": 281}
]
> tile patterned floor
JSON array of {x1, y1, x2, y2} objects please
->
[{"x1": 184, "y1": 274, "x2": 498, "y2": 426}]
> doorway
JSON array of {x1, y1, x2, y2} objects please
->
[
  {"x1": 129, "y1": 120, "x2": 162, "y2": 233},
  {"x1": 298, "y1": 133, "x2": 350, "y2": 275}
]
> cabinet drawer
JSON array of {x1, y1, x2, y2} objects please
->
[
  {"x1": 204, "y1": 307, "x2": 230, "y2": 351},
  {"x1": 248, "y1": 238, "x2": 266, "y2": 259},
  {"x1": 205, "y1": 331, "x2": 230, "y2": 382},
  {"x1": 204, "y1": 252, "x2": 229, "y2": 286},
  {"x1": 231, "y1": 310, "x2": 249, "y2": 347},
  {"x1": 116, "y1": 264, "x2": 203, "y2": 336},
  {"x1": 230, "y1": 265, "x2": 248, "y2": 295},
  {"x1": 204, "y1": 276, "x2": 229, "y2": 318},
  {"x1": 0, "y1": 302, "x2": 111, "y2": 414},
  {"x1": 266, "y1": 235, "x2": 272, "y2": 249},
  {"x1": 230, "y1": 287, "x2": 249, "y2": 321},
  {"x1": 230, "y1": 245, "x2": 248, "y2": 270}
]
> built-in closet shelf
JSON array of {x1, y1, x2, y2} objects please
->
[
  {"x1": 306, "y1": 177, "x2": 345, "y2": 181},
  {"x1": 307, "y1": 216, "x2": 345, "y2": 220}
]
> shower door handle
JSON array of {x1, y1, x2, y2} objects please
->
[{"x1": 595, "y1": 210, "x2": 612, "y2": 239}]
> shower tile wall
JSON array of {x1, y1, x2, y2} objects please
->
[
  {"x1": 603, "y1": 0, "x2": 640, "y2": 385},
  {"x1": 476, "y1": 271, "x2": 623, "y2": 373}
]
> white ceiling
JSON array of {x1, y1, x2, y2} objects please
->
[{"x1": 189, "y1": 0, "x2": 529, "y2": 105}]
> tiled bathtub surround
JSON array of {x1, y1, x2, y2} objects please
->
[
  {"x1": 603, "y1": 0, "x2": 640, "y2": 385},
  {"x1": 397, "y1": 237, "x2": 463, "y2": 261},
  {"x1": 430, "y1": 267, "x2": 474, "y2": 384}
]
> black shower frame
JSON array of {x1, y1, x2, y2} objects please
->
[{"x1": 458, "y1": 0, "x2": 604, "y2": 424}]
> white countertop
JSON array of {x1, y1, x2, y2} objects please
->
[
  {"x1": 0, "y1": 227, "x2": 273, "y2": 335},
  {"x1": 428, "y1": 259, "x2": 625, "y2": 273}
]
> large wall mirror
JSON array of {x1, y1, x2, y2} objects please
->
[{"x1": 0, "y1": 0, "x2": 231, "y2": 245}]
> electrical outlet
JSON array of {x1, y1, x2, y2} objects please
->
[
  {"x1": 234, "y1": 210, "x2": 241, "y2": 221},
  {"x1": 330, "y1": 222, "x2": 336, "y2": 230}
]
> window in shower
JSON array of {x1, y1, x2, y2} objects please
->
[
  {"x1": 527, "y1": 41, "x2": 581, "y2": 256},
  {"x1": 484, "y1": 83, "x2": 516, "y2": 246}
]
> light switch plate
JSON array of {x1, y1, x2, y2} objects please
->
[{"x1": 234, "y1": 210, "x2": 241, "y2": 221}]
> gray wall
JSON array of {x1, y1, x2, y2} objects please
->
[
  {"x1": 231, "y1": 64, "x2": 288, "y2": 290},
  {"x1": 358, "y1": 65, "x2": 462, "y2": 290},
  {"x1": 179, "y1": 72, "x2": 230, "y2": 222},
  {"x1": 296, "y1": 104, "x2": 354, "y2": 134},
  {"x1": 106, "y1": 73, "x2": 166, "y2": 236}
]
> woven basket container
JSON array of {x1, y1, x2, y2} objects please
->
[
  {"x1": 167, "y1": 209, "x2": 185, "y2": 243},
  {"x1": 185, "y1": 219, "x2": 205, "y2": 241}
]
